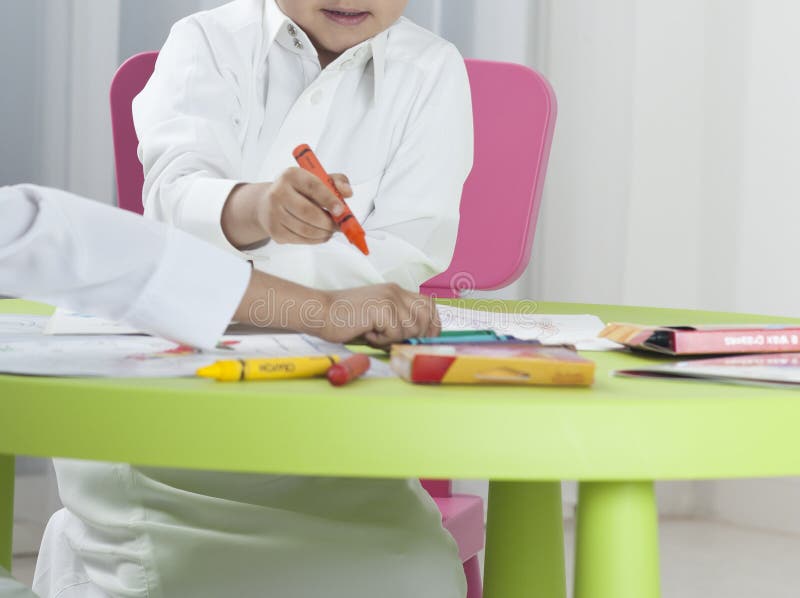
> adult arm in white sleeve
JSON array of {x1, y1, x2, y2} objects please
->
[
  {"x1": 306, "y1": 45, "x2": 474, "y2": 291},
  {"x1": 0, "y1": 185, "x2": 444, "y2": 349},
  {"x1": 0, "y1": 185, "x2": 251, "y2": 350}
]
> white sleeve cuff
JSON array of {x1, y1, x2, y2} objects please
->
[
  {"x1": 0, "y1": 186, "x2": 38, "y2": 247},
  {"x1": 124, "y1": 227, "x2": 251, "y2": 350},
  {"x1": 179, "y1": 176, "x2": 243, "y2": 256}
]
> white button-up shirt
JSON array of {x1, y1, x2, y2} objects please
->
[
  {"x1": 133, "y1": 0, "x2": 473, "y2": 291},
  {"x1": 0, "y1": 185, "x2": 250, "y2": 349}
]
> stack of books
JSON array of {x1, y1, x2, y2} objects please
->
[{"x1": 601, "y1": 323, "x2": 800, "y2": 388}]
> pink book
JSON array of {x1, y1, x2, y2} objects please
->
[{"x1": 600, "y1": 322, "x2": 800, "y2": 356}]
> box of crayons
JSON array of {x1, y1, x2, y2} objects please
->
[{"x1": 390, "y1": 341, "x2": 595, "y2": 386}]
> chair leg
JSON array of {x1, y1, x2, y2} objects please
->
[
  {"x1": 0, "y1": 454, "x2": 13, "y2": 572},
  {"x1": 463, "y1": 555, "x2": 482, "y2": 598}
]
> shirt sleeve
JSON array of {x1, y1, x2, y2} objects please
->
[
  {"x1": 298, "y1": 45, "x2": 474, "y2": 292},
  {"x1": 0, "y1": 185, "x2": 251, "y2": 350},
  {"x1": 132, "y1": 18, "x2": 246, "y2": 256}
]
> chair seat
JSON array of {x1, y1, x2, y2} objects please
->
[{"x1": 433, "y1": 494, "x2": 485, "y2": 561}]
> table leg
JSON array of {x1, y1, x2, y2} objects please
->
[
  {"x1": 0, "y1": 455, "x2": 13, "y2": 572},
  {"x1": 574, "y1": 481, "x2": 660, "y2": 598},
  {"x1": 483, "y1": 481, "x2": 566, "y2": 598}
]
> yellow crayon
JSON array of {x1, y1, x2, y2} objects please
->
[{"x1": 196, "y1": 355, "x2": 341, "y2": 382}]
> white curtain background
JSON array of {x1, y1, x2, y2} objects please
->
[
  {"x1": 4, "y1": 0, "x2": 800, "y2": 557},
  {"x1": 525, "y1": 0, "x2": 800, "y2": 533}
]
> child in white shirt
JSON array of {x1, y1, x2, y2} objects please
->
[
  {"x1": 35, "y1": 3, "x2": 473, "y2": 596},
  {"x1": 133, "y1": 0, "x2": 473, "y2": 291}
]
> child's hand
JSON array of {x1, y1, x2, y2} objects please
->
[
  {"x1": 222, "y1": 169, "x2": 352, "y2": 248},
  {"x1": 258, "y1": 167, "x2": 352, "y2": 244},
  {"x1": 319, "y1": 284, "x2": 441, "y2": 348}
]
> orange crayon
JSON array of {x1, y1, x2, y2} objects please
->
[{"x1": 293, "y1": 144, "x2": 369, "y2": 255}]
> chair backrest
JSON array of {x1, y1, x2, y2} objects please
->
[
  {"x1": 420, "y1": 60, "x2": 557, "y2": 297},
  {"x1": 111, "y1": 55, "x2": 557, "y2": 298},
  {"x1": 110, "y1": 51, "x2": 159, "y2": 215}
]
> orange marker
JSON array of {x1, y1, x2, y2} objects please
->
[
  {"x1": 293, "y1": 144, "x2": 369, "y2": 255},
  {"x1": 327, "y1": 353, "x2": 371, "y2": 386}
]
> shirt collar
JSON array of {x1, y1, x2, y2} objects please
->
[{"x1": 263, "y1": 0, "x2": 388, "y2": 103}]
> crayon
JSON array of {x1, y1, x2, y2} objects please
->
[
  {"x1": 293, "y1": 144, "x2": 369, "y2": 255},
  {"x1": 406, "y1": 332, "x2": 521, "y2": 345},
  {"x1": 197, "y1": 355, "x2": 340, "y2": 382},
  {"x1": 326, "y1": 353, "x2": 371, "y2": 386}
]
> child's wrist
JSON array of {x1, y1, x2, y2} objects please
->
[
  {"x1": 247, "y1": 182, "x2": 273, "y2": 238},
  {"x1": 222, "y1": 183, "x2": 271, "y2": 245}
]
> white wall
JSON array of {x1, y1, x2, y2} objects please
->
[
  {"x1": 530, "y1": 0, "x2": 800, "y2": 316},
  {"x1": 118, "y1": 0, "x2": 223, "y2": 59},
  {"x1": 531, "y1": 0, "x2": 800, "y2": 527},
  {"x1": 0, "y1": 0, "x2": 43, "y2": 186},
  {"x1": 697, "y1": 1, "x2": 800, "y2": 527},
  {"x1": 732, "y1": 2, "x2": 800, "y2": 318}
]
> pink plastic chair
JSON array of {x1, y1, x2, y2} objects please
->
[
  {"x1": 110, "y1": 52, "x2": 158, "y2": 215},
  {"x1": 111, "y1": 52, "x2": 557, "y2": 598},
  {"x1": 420, "y1": 59, "x2": 557, "y2": 297}
]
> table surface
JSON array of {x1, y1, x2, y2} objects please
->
[{"x1": 2, "y1": 298, "x2": 800, "y2": 481}]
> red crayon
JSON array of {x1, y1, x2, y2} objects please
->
[
  {"x1": 327, "y1": 353, "x2": 371, "y2": 386},
  {"x1": 293, "y1": 144, "x2": 369, "y2": 255}
]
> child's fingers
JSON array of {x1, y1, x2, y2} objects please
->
[
  {"x1": 401, "y1": 294, "x2": 439, "y2": 338},
  {"x1": 267, "y1": 193, "x2": 335, "y2": 245},
  {"x1": 275, "y1": 218, "x2": 330, "y2": 244},
  {"x1": 282, "y1": 189, "x2": 337, "y2": 235},
  {"x1": 287, "y1": 168, "x2": 345, "y2": 217},
  {"x1": 420, "y1": 298, "x2": 441, "y2": 338},
  {"x1": 274, "y1": 221, "x2": 321, "y2": 244},
  {"x1": 425, "y1": 318, "x2": 442, "y2": 338},
  {"x1": 364, "y1": 331, "x2": 381, "y2": 347},
  {"x1": 365, "y1": 330, "x2": 393, "y2": 348},
  {"x1": 330, "y1": 173, "x2": 353, "y2": 198}
]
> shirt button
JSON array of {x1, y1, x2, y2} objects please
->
[
  {"x1": 294, "y1": 38, "x2": 304, "y2": 50},
  {"x1": 287, "y1": 23, "x2": 297, "y2": 36},
  {"x1": 310, "y1": 89, "x2": 324, "y2": 105}
]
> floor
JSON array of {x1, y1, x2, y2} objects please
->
[{"x1": 11, "y1": 517, "x2": 800, "y2": 596}]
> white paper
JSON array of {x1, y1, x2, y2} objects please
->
[
  {"x1": 0, "y1": 332, "x2": 393, "y2": 379},
  {"x1": 44, "y1": 309, "x2": 294, "y2": 337},
  {"x1": 436, "y1": 304, "x2": 622, "y2": 351},
  {"x1": 44, "y1": 308, "x2": 142, "y2": 335},
  {"x1": 46, "y1": 306, "x2": 622, "y2": 351},
  {"x1": 616, "y1": 353, "x2": 800, "y2": 388},
  {"x1": 0, "y1": 314, "x2": 50, "y2": 336}
]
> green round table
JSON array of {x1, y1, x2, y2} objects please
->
[{"x1": 3, "y1": 298, "x2": 800, "y2": 598}]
